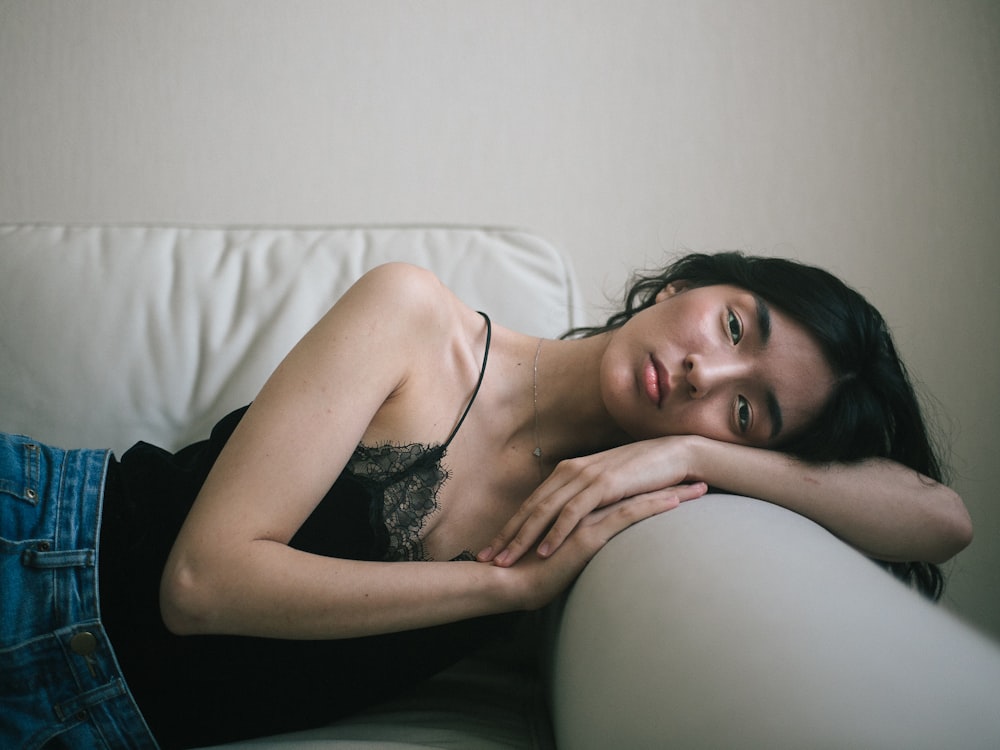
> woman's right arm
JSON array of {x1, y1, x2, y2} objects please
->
[
  {"x1": 162, "y1": 502, "x2": 679, "y2": 640},
  {"x1": 159, "y1": 264, "x2": 668, "y2": 639},
  {"x1": 160, "y1": 263, "x2": 495, "y2": 638}
]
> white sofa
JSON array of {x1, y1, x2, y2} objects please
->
[{"x1": 3, "y1": 224, "x2": 1000, "y2": 749}]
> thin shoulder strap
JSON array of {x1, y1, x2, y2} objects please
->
[{"x1": 442, "y1": 312, "x2": 491, "y2": 448}]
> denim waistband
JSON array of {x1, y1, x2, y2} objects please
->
[{"x1": 1, "y1": 433, "x2": 160, "y2": 749}]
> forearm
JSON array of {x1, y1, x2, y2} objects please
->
[
  {"x1": 160, "y1": 541, "x2": 517, "y2": 639},
  {"x1": 685, "y1": 436, "x2": 972, "y2": 564}
]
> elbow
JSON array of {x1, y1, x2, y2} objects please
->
[
  {"x1": 950, "y1": 507, "x2": 974, "y2": 558},
  {"x1": 929, "y1": 486, "x2": 974, "y2": 564},
  {"x1": 159, "y1": 558, "x2": 217, "y2": 636},
  {"x1": 946, "y1": 515, "x2": 974, "y2": 562}
]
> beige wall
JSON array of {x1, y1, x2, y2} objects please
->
[{"x1": 3, "y1": 0, "x2": 998, "y2": 638}]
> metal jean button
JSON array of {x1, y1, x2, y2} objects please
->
[
  {"x1": 70, "y1": 632, "x2": 99, "y2": 677},
  {"x1": 70, "y1": 631, "x2": 98, "y2": 656}
]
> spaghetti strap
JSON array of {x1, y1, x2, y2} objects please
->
[{"x1": 442, "y1": 312, "x2": 491, "y2": 448}]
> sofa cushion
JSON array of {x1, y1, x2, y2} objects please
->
[{"x1": 0, "y1": 224, "x2": 581, "y2": 455}]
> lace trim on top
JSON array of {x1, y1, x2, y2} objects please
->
[
  {"x1": 344, "y1": 313, "x2": 491, "y2": 563},
  {"x1": 346, "y1": 442, "x2": 450, "y2": 561}
]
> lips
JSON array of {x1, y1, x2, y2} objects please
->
[{"x1": 644, "y1": 355, "x2": 668, "y2": 407}]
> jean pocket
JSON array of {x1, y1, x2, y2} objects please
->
[{"x1": 0, "y1": 436, "x2": 41, "y2": 505}]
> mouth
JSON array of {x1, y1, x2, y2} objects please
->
[{"x1": 643, "y1": 355, "x2": 668, "y2": 407}]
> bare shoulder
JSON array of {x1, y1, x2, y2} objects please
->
[
  {"x1": 298, "y1": 262, "x2": 485, "y2": 379},
  {"x1": 352, "y1": 262, "x2": 444, "y2": 304},
  {"x1": 325, "y1": 263, "x2": 487, "y2": 443},
  {"x1": 339, "y1": 263, "x2": 473, "y2": 335},
  {"x1": 348, "y1": 262, "x2": 489, "y2": 368}
]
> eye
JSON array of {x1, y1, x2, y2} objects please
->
[
  {"x1": 735, "y1": 395, "x2": 752, "y2": 433},
  {"x1": 727, "y1": 309, "x2": 743, "y2": 344}
]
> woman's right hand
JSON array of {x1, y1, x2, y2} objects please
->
[{"x1": 500, "y1": 483, "x2": 702, "y2": 610}]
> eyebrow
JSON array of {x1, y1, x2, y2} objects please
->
[
  {"x1": 754, "y1": 295, "x2": 772, "y2": 345},
  {"x1": 753, "y1": 296, "x2": 782, "y2": 438}
]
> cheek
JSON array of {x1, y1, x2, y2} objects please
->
[
  {"x1": 599, "y1": 349, "x2": 646, "y2": 436},
  {"x1": 663, "y1": 400, "x2": 734, "y2": 443},
  {"x1": 599, "y1": 345, "x2": 630, "y2": 404}
]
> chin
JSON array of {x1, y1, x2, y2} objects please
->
[{"x1": 616, "y1": 415, "x2": 663, "y2": 443}]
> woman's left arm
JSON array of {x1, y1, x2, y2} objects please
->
[
  {"x1": 685, "y1": 436, "x2": 972, "y2": 564},
  {"x1": 482, "y1": 435, "x2": 972, "y2": 568}
]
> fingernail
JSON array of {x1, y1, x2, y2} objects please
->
[
  {"x1": 537, "y1": 543, "x2": 551, "y2": 558},
  {"x1": 495, "y1": 550, "x2": 510, "y2": 566},
  {"x1": 476, "y1": 547, "x2": 493, "y2": 562}
]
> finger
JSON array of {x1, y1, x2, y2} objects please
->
[
  {"x1": 534, "y1": 483, "x2": 623, "y2": 558},
  {"x1": 476, "y1": 503, "x2": 538, "y2": 562},
  {"x1": 484, "y1": 470, "x2": 600, "y2": 566},
  {"x1": 579, "y1": 486, "x2": 690, "y2": 549},
  {"x1": 539, "y1": 482, "x2": 707, "y2": 557},
  {"x1": 675, "y1": 481, "x2": 709, "y2": 502},
  {"x1": 476, "y1": 474, "x2": 576, "y2": 563},
  {"x1": 491, "y1": 490, "x2": 581, "y2": 566},
  {"x1": 496, "y1": 478, "x2": 704, "y2": 565},
  {"x1": 522, "y1": 460, "x2": 637, "y2": 560},
  {"x1": 594, "y1": 487, "x2": 704, "y2": 540}
]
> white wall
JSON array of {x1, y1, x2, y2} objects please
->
[{"x1": 2, "y1": 0, "x2": 998, "y2": 639}]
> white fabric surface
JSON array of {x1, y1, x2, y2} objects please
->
[
  {"x1": 552, "y1": 494, "x2": 1000, "y2": 749},
  {"x1": 0, "y1": 224, "x2": 581, "y2": 456}
]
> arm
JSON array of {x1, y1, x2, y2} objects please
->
[
  {"x1": 686, "y1": 436, "x2": 972, "y2": 564},
  {"x1": 159, "y1": 263, "x2": 671, "y2": 639},
  {"x1": 160, "y1": 263, "x2": 508, "y2": 639},
  {"x1": 482, "y1": 435, "x2": 972, "y2": 568},
  {"x1": 163, "y1": 489, "x2": 687, "y2": 639}
]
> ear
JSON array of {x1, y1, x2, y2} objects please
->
[{"x1": 655, "y1": 280, "x2": 690, "y2": 303}]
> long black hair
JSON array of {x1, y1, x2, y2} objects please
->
[{"x1": 568, "y1": 251, "x2": 947, "y2": 599}]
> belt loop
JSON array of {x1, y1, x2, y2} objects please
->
[
  {"x1": 22, "y1": 547, "x2": 94, "y2": 569},
  {"x1": 23, "y1": 441, "x2": 40, "y2": 503}
]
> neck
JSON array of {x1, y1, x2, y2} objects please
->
[{"x1": 531, "y1": 332, "x2": 630, "y2": 466}]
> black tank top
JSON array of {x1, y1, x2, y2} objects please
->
[{"x1": 99, "y1": 314, "x2": 516, "y2": 749}]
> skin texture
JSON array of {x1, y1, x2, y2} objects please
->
[
  {"x1": 598, "y1": 282, "x2": 836, "y2": 446},
  {"x1": 159, "y1": 264, "x2": 972, "y2": 640}
]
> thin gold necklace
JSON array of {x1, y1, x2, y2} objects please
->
[{"x1": 531, "y1": 337, "x2": 544, "y2": 481}]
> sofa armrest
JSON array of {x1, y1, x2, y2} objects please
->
[{"x1": 550, "y1": 494, "x2": 1000, "y2": 749}]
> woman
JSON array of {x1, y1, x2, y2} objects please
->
[
  {"x1": 1, "y1": 252, "x2": 972, "y2": 749},
  {"x1": 479, "y1": 252, "x2": 970, "y2": 596}
]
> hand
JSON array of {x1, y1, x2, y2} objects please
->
[
  {"x1": 478, "y1": 436, "x2": 707, "y2": 568},
  {"x1": 500, "y1": 486, "x2": 703, "y2": 610}
]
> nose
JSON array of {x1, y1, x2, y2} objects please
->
[{"x1": 684, "y1": 353, "x2": 749, "y2": 398}]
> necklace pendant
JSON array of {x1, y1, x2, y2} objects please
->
[{"x1": 533, "y1": 447, "x2": 542, "y2": 458}]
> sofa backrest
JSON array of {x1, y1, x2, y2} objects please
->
[{"x1": 1, "y1": 225, "x2": 582, "y2": 455}]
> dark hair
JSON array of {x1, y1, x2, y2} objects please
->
[{"x1": 567, "y1": 251, "x2": 947, "y2": 600}]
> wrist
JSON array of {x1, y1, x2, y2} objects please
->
[
  {"x1": 482, "y1": 560, "x2": 534, "y2": 613},
  {"x1": 678, "y1": 434, "x2": 714, "y2": 484}
]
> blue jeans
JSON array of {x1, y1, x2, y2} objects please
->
[{"x1": 1, "y1": 434, "x2": 159, "y2": 749}]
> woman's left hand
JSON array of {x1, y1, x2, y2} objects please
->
[{"x1": 477, "y1": 436, "x2": 707, "y2": 567}]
